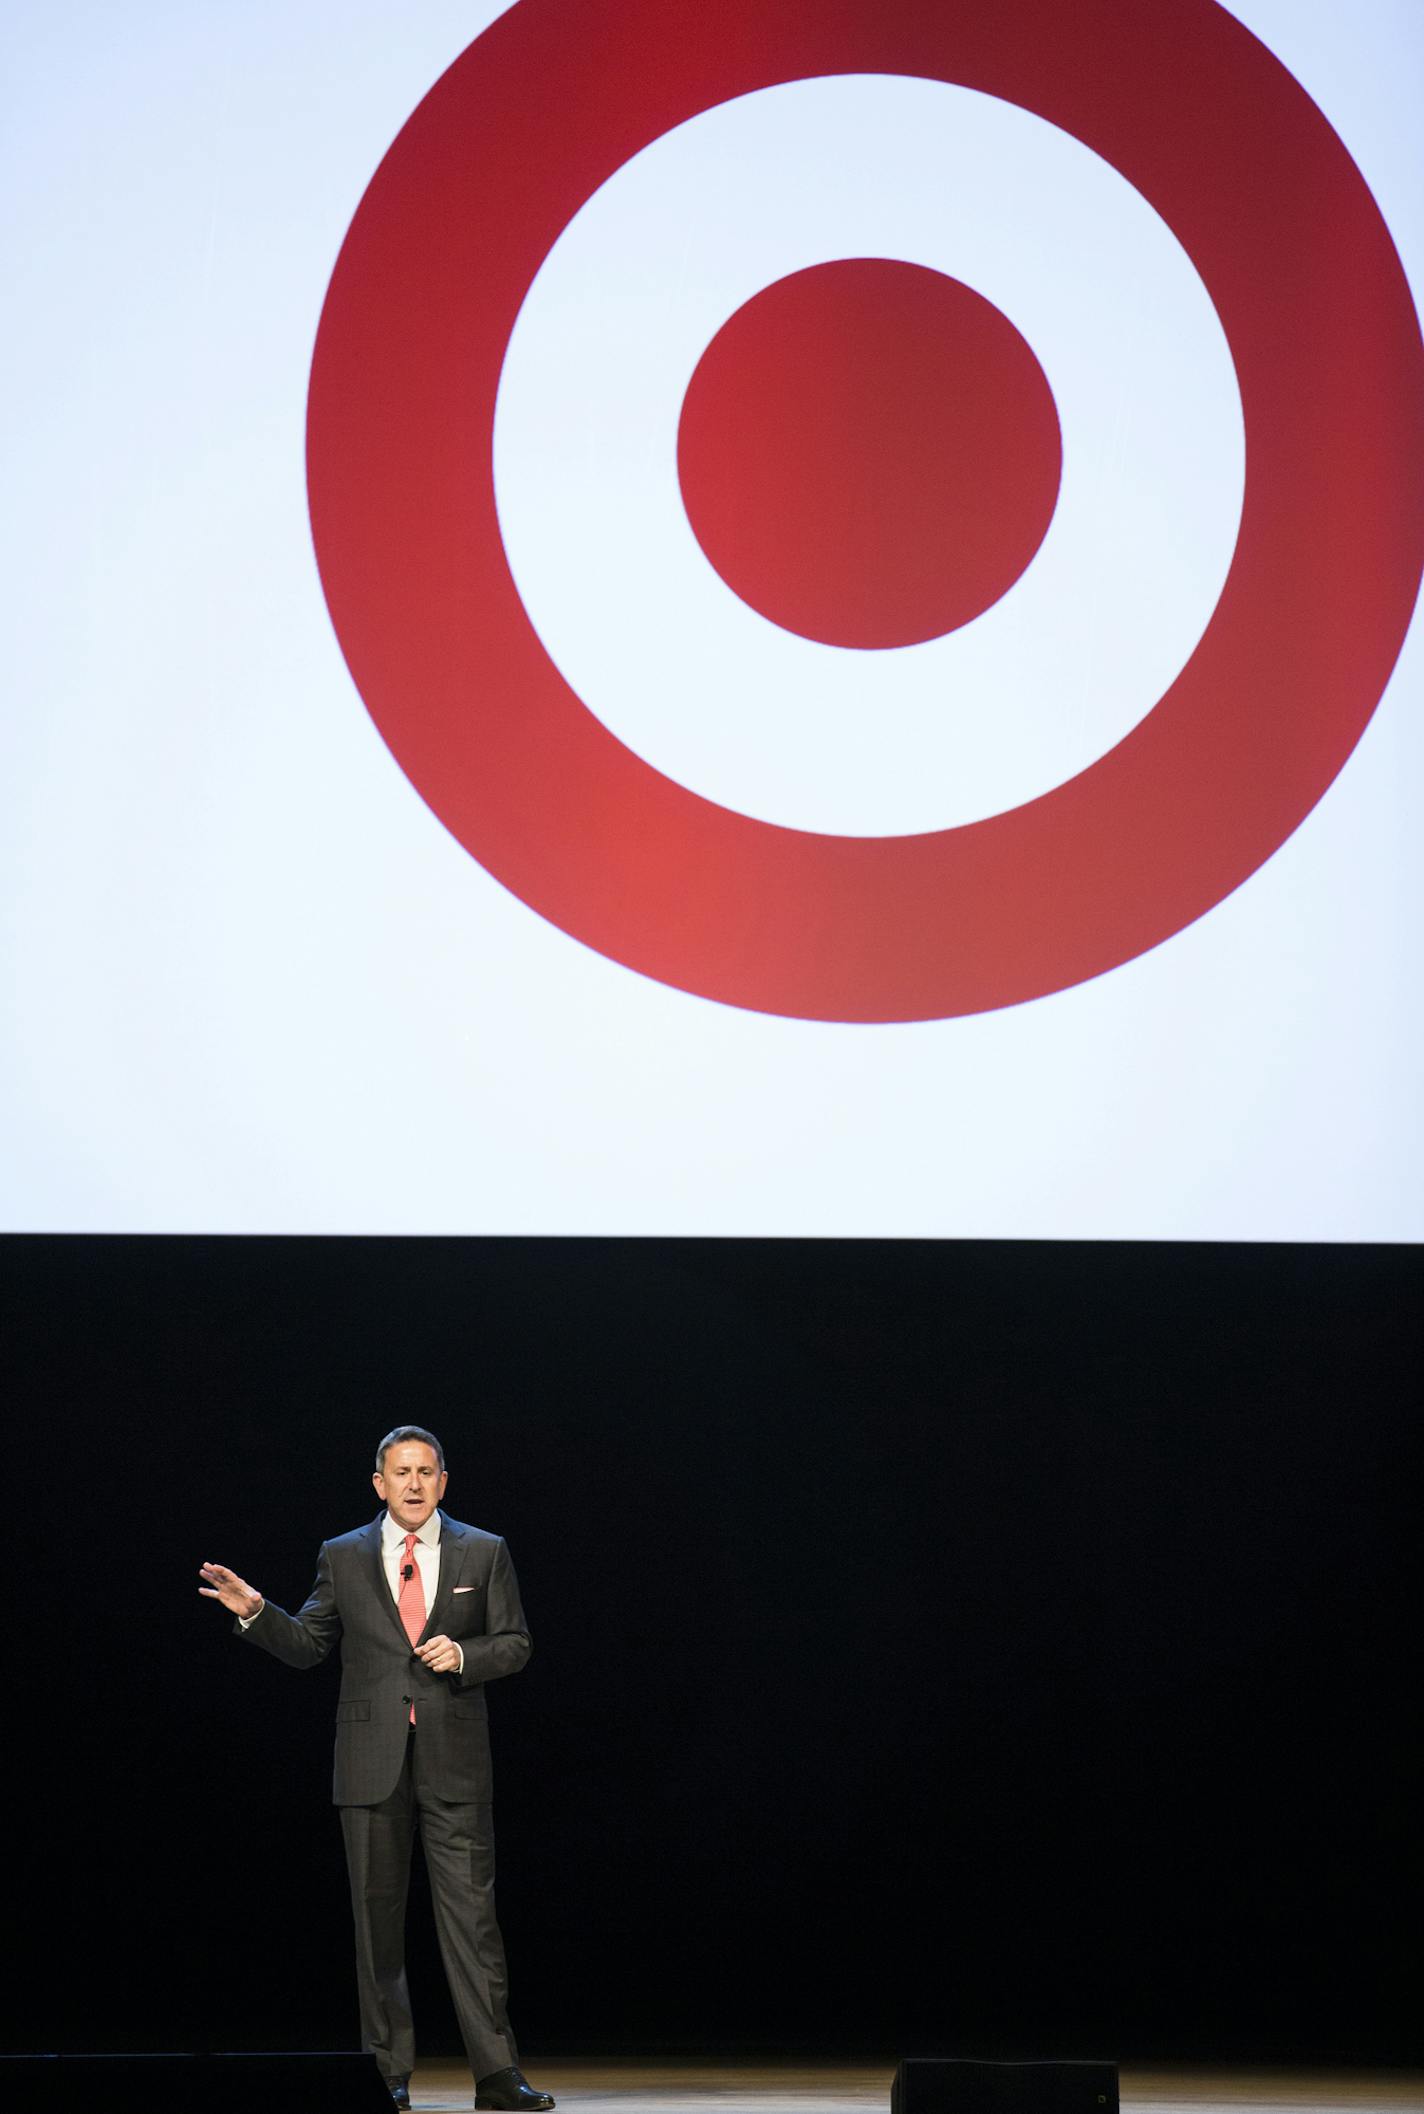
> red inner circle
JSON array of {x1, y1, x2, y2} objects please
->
[{"x1": 676, "y1": 258, "x2": 1063, "y2": 650}]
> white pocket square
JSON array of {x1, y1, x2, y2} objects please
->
[{"x1": 453, "y1": 1585, "x2": 479, "y2": 1594}]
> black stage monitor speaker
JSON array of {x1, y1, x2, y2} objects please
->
[
  {"x1": 892, "y1": 2060, "x2": 1119, "y2": 2114},
  {"x1": 0, "y1": 2051, "x2": 394, "y2": 2114}
]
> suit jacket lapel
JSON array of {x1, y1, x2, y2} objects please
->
[
  {"x1": 424, "y1": 1514, "x2": 465, "y2": 1641},
  {"x1": 366, "y1": 1515, "x2": 410, "y2": 1647}
]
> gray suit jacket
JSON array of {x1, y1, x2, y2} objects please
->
[{"x1": 238, "y1": 1512, "x2": 532, "y2": 1805}]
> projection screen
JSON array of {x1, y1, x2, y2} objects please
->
[{"x1": 3, "y1": 0, "x2": 1422, "y2": 1237}]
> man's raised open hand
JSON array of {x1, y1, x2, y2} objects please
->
[{"x1": 198, "y1": 1562, "x2": 264, "y2": 1621}]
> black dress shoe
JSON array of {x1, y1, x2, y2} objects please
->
[
  {"x1": 387, "y1": 2084, "x2": 411, "y2": 2112},
  {"x1": 474, "y1": 2067, "x2": 555, "y2": 2111}
]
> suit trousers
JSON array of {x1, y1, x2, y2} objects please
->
[{"x1": 340, "y1": 1725, "x2": 517, "y2": 2085}]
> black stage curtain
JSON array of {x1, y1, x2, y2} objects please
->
[{"x1": 5, "y1": 1236, "x2": 1419, "y2": 2062}]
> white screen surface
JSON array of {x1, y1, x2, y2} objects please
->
[{"x1": 3, "y1": 0, "x2": 1421, "y2": 1237}]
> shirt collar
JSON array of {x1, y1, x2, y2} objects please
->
[{"x1": 382, "y1": 1510, "x2": 442, "y2": 1551}]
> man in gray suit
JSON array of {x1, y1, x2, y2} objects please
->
[{"x1": 200, "y1": 1426, "x2": 553, "y2": 2114}]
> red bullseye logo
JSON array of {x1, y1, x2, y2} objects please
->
[
  {"x1": 307, "y1": 0, "x2": 1424, "y2": 1022},
  {"x1": 677, "y1": 258, "x2": 1063, "y2": 651}
]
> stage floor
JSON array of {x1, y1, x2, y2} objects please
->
[{"x1": 407, "y1": 2065, "x2": 1424, "y2": 2114}]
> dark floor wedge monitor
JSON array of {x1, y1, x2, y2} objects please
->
[
  {"x1": 893, "y1": 2061, "x2": 1120, "y2": 2114},
  {"x1": 0, "y1": 2052, "x2": 393, "y2": 2114}
]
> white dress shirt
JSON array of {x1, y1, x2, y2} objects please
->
[
  {"x1": 383, "y1": 1506, "x2": 442, "y2": 1609},
  {"x1": 382, "y1": 1509, "x2": 462, "y2": 1673}
]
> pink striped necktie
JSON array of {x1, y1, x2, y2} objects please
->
[{"x1": 398, "y1": 1532, "x2": 427, "y2": 1723}]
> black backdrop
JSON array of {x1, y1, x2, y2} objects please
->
[{"x1": 5, "y1": 1236, "x2": 1420, "y2": 2063}]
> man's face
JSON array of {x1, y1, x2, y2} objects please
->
[{"x1": 374, "y1": 1441, "x2": 448, "y2": 1531}]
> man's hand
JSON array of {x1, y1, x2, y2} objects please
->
[
  {"x1": 198, "y1": 1562, "x2": 264, "y2": 1622},
  {"x1": 416, "y1": 1634, "x2": 462, "y2": 1675}
]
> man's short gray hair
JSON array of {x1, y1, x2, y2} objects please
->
[{"x1": 375, "y1": 1424, "x2": 447, "y2": 1474}]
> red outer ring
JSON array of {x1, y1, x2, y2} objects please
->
[{"x1": 307, "y1": 0, "x2": 1424, "y2": 1022}]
